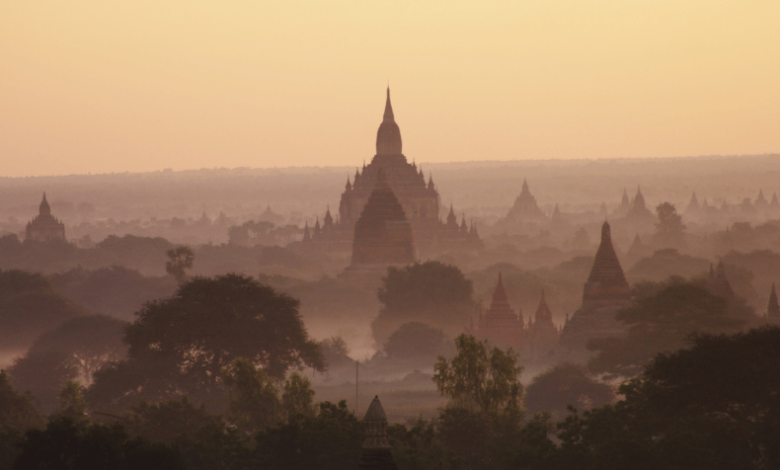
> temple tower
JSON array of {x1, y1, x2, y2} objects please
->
[
  {"x1": 358, "y1": 396, "x2": 399, "y2": 470},
  {"x1": 505, "y1": 179, "x2": 546, "y2": 222},
  {"x1": 25, "y1": 193, "x2": 66, "y2": 242},
  {"x1": 342, "y1": 169, "x2": 416, "y2": 283},
  {"x1": 561, "y1": 221, "x2": 632, "y2": 350},
  {"x1": 527, "y1": 290, "x2": 561, "y2": 359},
  {"x1": 476, "y1": 273, "x2": 525, "y2": 351}
]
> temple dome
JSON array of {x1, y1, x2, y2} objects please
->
[{"x1": 376, "y1": 88, "x2": 402, "y2": 155}]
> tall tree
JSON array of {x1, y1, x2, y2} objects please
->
[
  {"x1": 653, "y1": 202, "x2": 686, "y2": 249},
  {"x1": 88, "y1": 274, "x2": 323, "y2": 411},
  {"x1": 588, "y1": 279, "x2": 753, "y2": 377},
  {"x1": 28, "y1": 314, "x2": 127, "y2": 383},
  {"x1": 165, "y1": 246, "x2": 194, "y2": 283},
  {"x1": 373, "y1": 261, "x2": 478, "y2": 344},
  {"x1": 433, "y1": 334, "x2": 522, "y2": 414}
]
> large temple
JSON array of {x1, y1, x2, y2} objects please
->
[
  {"x1": 340, "y1": 169, "x2": 416, "y2": 283},
  {"x1": 504, "y1": 179, "x2": 547, "y2": 222},
  {"x1": 302, "y1": 88, "x2": 482, "y2": 255},
  {"x1": 560, "y1": 221, "x2": 632, "y2": 350},
  {"x1": 25, "y1": 193, "x2": 66, "y2": 242}
]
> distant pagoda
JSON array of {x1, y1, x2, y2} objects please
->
[
  {"x1": 358, "y1": 396, "x2": 399, "y2": 470},
  {"x1": 526, "y1": 290, "x2": 561, "y2": 360},
  {"x1": 475, "y1": 273, "x2": 525, "y2": 351},
  {"x1": 505, "y1": 179, "x2": 547, "y2": 222},
  {"x1": 303, "y1": 87, "x2": 480, "y2": 255},
  {"x1": 341, "y1": 169, "x2": 416, "y2": 283},
  {"x1": 25, "y1": 193, "x2": 66, "y2": 242},
  {"x1": 561, "y1": 221, "x2": 632, "y2": 350}
]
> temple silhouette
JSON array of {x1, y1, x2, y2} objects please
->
[
  {"x1": 301, "y1": 88, "x2": 482, "y2": 256},
  {"x1": 25, "y1": 193, "x2": 66, "y2": 242}
]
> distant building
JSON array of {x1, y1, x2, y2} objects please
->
[
  {"x1": 504, "y1": 179, "x2": 547, "y2": 223},
  {"x1": 474, "y1": 273, "x2": 525, "y2": 352},
  {"x1": 706, "y1": 261, "x2": 734, "y2": 299},
  {"x1": 25, "y1": 193, "x2": 66, "y2": 242},
  {"x1": 526, "y1": 290, "x2": 562, "y2": 360},
  {"x1": 341, "y1": 169, "x2": 416, "y2": 283},
  {"x1": 358, "y1": 396, "x2": 399, "y2": 470},
  {"x1": 302, "y1": 88, "x2": 482, "y2": 255},
  {"x1": 561, "y1": 221, "x2": 632, "y2": 350}
]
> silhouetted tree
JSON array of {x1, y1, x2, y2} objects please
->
[
  {"x1": 0, "y1": 370, "x2": 44, "y2": 468},
  {"x1": 222, "y1": 358, "x2": 281, "y2": 433},
  {"x1": 9, "y1": 351, "x2": 80, "y2": 414},
  {"x1": 588, "y1": 279, "x2": 752, "y2": 377},
  {"x1": 165, "y1": 245, "x2": 194, "y2": 283},
  {"x1": 384, "y1": 321, "x2": 453, "y2": 362},
  {"x1": 373, "y1": 261, "x2": 478, "y2": 344},
  {"x1": 282, "y1": 373, "x2": 315, "y2": 420},
  {"x1": 88, "y1": 274, "x2": 323, "y2": 412},
  {"x1": 525, "y1": 363, "x2": 614, "y2": 419},
  {"x1": 13, "y1": 417, "x2": 185, "y2": 470},
  {"x1": 29, "y1": 314, "x2": 127, "y2": 383},
  {"x1": 253, "y1": 400, "x2": 362, "y2": 470},
  {"x1": 550, "y1": 327, "x2": 780, "y2": 470},
  {"x1": 0, "y1": 270, "x2": 87, "y2": 351},
  {"x1": 653, "y1": 202, "x2": 686, "y2": 249}
]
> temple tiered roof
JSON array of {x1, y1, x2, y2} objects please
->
[{"x1": 583, "y1": 222, "x2": 631, "y2": 305}]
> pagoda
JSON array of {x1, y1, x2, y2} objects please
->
[
  {"x1": 526, "y1": 290, "x2": 561, "y2": 360},
  {"x1": 358, "y1": 396, "x2": 399, "y2": 470},
  {"x1": 475, "y1": 273, "x2": 525, "y2": 351},
  {"x1": 504, "y1": 179, "x2": 547, "y2": 222},
  {"x1": 561, "y1": 221, "x2": 632, "y2": 350},
  {"x1": 304, "y1": 88, "x2": 479, "y2": 255},
  {"x1": 625, "y1": 187, "x2": 654, "y2": 224},
  {"x1": 341, "y1": 169, "x2": 416, "y2": 283},
  {"x1": 25, "y1": 193, "x2": 66, "y2": 242},
  {"x1": 611, "y1": 189, "x2": 631, "y2": 218}
]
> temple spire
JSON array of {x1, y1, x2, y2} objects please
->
[{"x1": 383, "y1": 86, "x2": 394, "y2": 122}]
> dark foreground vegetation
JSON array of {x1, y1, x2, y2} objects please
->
[{"x1": 3, "y1": 324, "x2": 779, "y2": 469}]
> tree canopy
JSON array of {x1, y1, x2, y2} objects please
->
[
  {"x1": 88, "y1": 274, "x2": 323, "y2": 411},
  {"x1": 373, "y1": 261, "x2": 477, "y2": 344},
  {"x1": 525, "y1": 363, "x2": 614, "y2": 419},
  {"x1": 588, "y1": 278, "x2": 753, "y2": 377}
]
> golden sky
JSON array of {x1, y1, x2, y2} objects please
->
[{"x1": 1, "y1": 0, "x2": 779, "y2": 177}]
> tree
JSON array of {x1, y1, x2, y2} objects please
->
[
  {"x1": 253, "y1": 400, "x2": 362, "y2": 470},
  {"x1": 89, "y1": 274, "x2": 323, "y2": 411},
  {"x1": 0, "y1": 270, "x2": 86, "y2": 351},
  {"x1": 525, "y1": 363, "x2": 614, "y2": 419},
  {"x1": 384, "y1": 321, "x2": 454, "y2": 362},
  {"x1": 0, "y1": 370, "x2": 44, "y2": 468},
  {"x1": 548, "y1": 327, "x2": 780, "y2": 470},
  {"x1": 654, "y1": 202, "x2": 686, "y2": 249},
  {"x1": 29, "y1": 314, "x2": 128, "y2": 383},
  {"x1": 165, "y1": 245, "x2": 194, "y2": 283},
  {"x1": 222, "y1": 358, "x2": 281, "y2": 433},
  {"x1": 588, "y1": 279, "x2": 752, "y2": 377},
  {"x1": 53, "y1": 381, "x2": 89, "y2": 422},
  {"x1": 127, "y1": 397, "x2": 225, "y2": 446},
  {"x1": 433, "y1": 334, "x2": 523, "y2": 414},
  {"x1": 374, "y1": 261, "x2": 478, "y2": 344},
  {"x1": 13, "y1": 417, "x2": 185, "y2": 470},
  {"x1": 282, "y1": 373, "x2": 315, "y2": 419},
  {"x1": 319, "y1": 336, "x2": 352, "y2": 370},
  {"x1": 9, "y1": 351, "x2": 80, "y2": 414}
]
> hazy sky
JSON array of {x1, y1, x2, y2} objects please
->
[{"x1": 2, "y1": 0, "x2": 779, "y2": 177}]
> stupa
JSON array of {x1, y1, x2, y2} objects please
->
[
  {"x1": 341, "y1": 169, "x2": 416, "y2": 283},
  {"x1": 475, "y1": 273, "x2": 525, "y2": 351},
  {"x1": 304, "y1": 88, "x2": 480, "y2": 255},
  {"x1": 561, "y1": 221, "x2": 632, "y2": 350},
  {"x1": 526, "y1": 290, "x2": 561, "y2": 359},
  {"x1": 358, "y1": 396, "x2": 399, "y2": 470},
  {"x1": 505, "y1": 179, "x2": 547, "y2": 222},
  {"x1": 625, "y1": 187, "x2": 654, "y2": 224},
  {"x1": 25, "y1": 193, "x2": 66, "y2": 242}
]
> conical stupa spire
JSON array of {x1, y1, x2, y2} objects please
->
[
  {"x1": 383, "y1": 87, "x2": 394, "y2": 123},
  {"x1": 583, "y1": 221, "x2": 631, "y2": 304}
]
